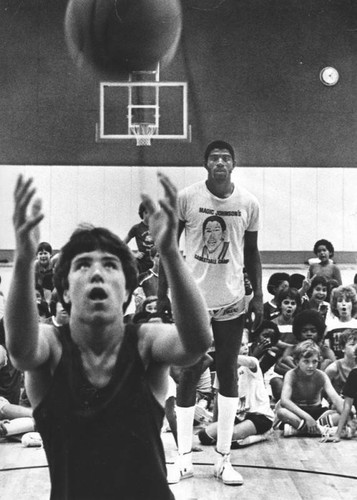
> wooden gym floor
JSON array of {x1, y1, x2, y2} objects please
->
[{"x1": 1, "y1": 426, "x2": 356, "y2": 500}]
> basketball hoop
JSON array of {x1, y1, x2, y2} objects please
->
[{"x1": 130, "y1": 122, "x2": 157, "y2": 146}]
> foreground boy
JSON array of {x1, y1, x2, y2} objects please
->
[
  {"x1": 5, "y1": 174, "x2": 212, "y2": 500},
  {"x1": 276, "y1": 340, "x2": 343, "y2": 436}
]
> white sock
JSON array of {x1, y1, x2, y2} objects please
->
[
  {"x1": 176, "y1": 405, "x2": 195, "y2": 455},
  {"x1": 216, "y1": 393, "x2": 238, "y2": 455}
]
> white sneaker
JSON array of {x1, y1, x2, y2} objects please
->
[
  {"x1": 167, "y1": 452, "x2": 193, "y2": 484},
  {"x1": 283, "y1": 424, "x2": 299, "y2": 437},
  {"x1": 214, "y1": 452, "x2": 243, "y2": 485}
]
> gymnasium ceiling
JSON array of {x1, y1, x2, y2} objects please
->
[{"x1": 0, "y1": 0, "x2": 356, "y2": 166}]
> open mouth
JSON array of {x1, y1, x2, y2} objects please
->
[{"x1": 89, "y1": 287, "x2": 108, "y2": 301}]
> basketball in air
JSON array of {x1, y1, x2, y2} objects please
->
[{"x1": 64, "y1": 0, "x2": 182, "y2": 78}]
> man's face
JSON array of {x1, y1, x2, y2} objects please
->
[
  {"x1": 63, "y1": 250, "x2": 128, "y2": 325},
  {"x1": 205, "y1": 148, "x2": 235, "y2": 181}
]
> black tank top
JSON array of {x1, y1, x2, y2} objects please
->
[{"x1": 33, "y1": 323, "x2": 174, "y2": 500}]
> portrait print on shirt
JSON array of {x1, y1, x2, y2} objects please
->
[{"x1": 195, "y1": 214, "x2": 236, "y2": 264}]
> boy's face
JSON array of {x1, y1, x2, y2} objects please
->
[
  {"x1": 63, "y1": 250, "x2": 128, "y2": 324},
  {"x1": 336, "y1": 295, "x2": 352, "y2": 320},
  {"x1": 280, "y1": 298, "x2": 297, "y2": 320},
  {"x1": 298, "y1": 354, "x2": 319, "y2": 375},
  {"x1": 300, "y1": 323, "x2": 319, "y2": 342},
  {"x1": 311, "y1": 284, "x2": 327, "y2": 303},
  {"x1": 316, "y1": 245, "x2": 330, "y2": 263},
  {"x1": 37, "y1": 249, "x2": 51, "y2": 267}
]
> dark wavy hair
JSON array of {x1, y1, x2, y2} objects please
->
[{"x1": 54, "y1": 226, "x2": 138, "y2": 314}]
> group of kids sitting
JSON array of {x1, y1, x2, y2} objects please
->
[
  {"x1": 194, "y1": 239, "x2": 357, "y2": 449},
  {"x1": 1, "y1": 238, "x2": 357, "y2": 454}
]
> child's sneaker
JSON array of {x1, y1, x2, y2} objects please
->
[
  {"x1": 283, "y1": 424, "x2": 299, "y2": 437},
  {"x1": 214, "y1": 452, "x2": 243, "y2": 486},
  {"x1": 166, "y1": 452, "x2": 193, "y2": 484},
  {"x1": 21, "y1": 432, "x2": 42, "y2": 447}
]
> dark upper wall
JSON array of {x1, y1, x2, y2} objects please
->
[{"x1": 0, "y1": 0, "x2": 356, "y2": 166}]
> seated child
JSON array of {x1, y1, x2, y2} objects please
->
[
  {"x1": 308, "y1": 239, "x2": 342, "y2": 286},
  {"x1": 263, "y1": 273, "x2": 290, "y2": 321},
  {"x1": 325, "y1": 285, "x2": 357, "y2": 359},
  {"x1": 275, "y1": 309, "x2": 335, "y2": 376},
  {"x1": 198, "y1": 337, "x2": 273, "y2": 448},
  {"x1": 272, "y1": 287, "x2": 301, "y2": 351},
  {"x1": 276, "y1": 340, "x2": 344, "y2": 437},
  {"x1": 301, "y1": 275, "x2": 331, "y2": 321},
  {"x1": 251, "y1": 320, "x2": 281, "y2": 374},
  {"x1": 34, "y1": 241, "x2": 57, "y2": 303},
  {"x1": 325, "y1": 329, "x2": 357, "y2": 396}
]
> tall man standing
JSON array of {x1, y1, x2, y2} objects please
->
[{"x1": 159, "y1": 140, "x2": 263, "y2": 485}]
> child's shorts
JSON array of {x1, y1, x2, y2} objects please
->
[
  {"x1": 300, "y1": 404, "x2": 328, "y2": 420},
  {"x1": 235, "y1": 412, "x2": 273, "y2": 434}
]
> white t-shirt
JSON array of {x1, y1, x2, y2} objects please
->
[
  {"x1": 178, "y1": 181, "x2": 260, "y2": 309},
  {"x1": 214, "y1": 357, "x2": 273, "y2": 420},
  {"x1": 236, "y1": 357, "x2": 274, "y2": 420}
]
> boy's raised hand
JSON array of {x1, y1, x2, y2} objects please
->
[
  {"x1": 13, "y1": 175, "x2": 44, "y2": 262},
  {"x1": 141, "y1": 172, "x2": 178, "y2": 254}
]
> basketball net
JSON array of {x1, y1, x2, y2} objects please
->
[{"x1": 130, "y1": 122, "x2": 157, "y2": 146}]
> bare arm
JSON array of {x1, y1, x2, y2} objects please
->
[
  {"x1": 244, "y1": 231, "x2": 263, "y2": 332},
  {"x1": 333, "y1": 396, "x2": 353, "y2": 441},
  {"x1": 141, "y1": 173, "x2": 212, "y2": 366},
  {"x1": 5, "y1": 176, "x2": 52, "y2": 371},
  {"x1": 237, "y1": 355, "x2": 258, "y2": 372},
  {"x1": 322, "y1": 372, "x2": 344, "y2": 414}
]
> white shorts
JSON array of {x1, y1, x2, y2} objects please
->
[{"x1": 208, "y1": 297, "x2": 245, "y2": 322}]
